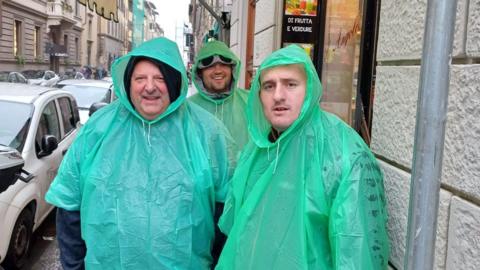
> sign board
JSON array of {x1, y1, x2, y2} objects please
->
[{"x1": 281, "y1": 0, "x2": 319, "y2": 59}]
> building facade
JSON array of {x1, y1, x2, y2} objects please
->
[
  {"x1": 0, "y1": 0, "x2": 163, "y2": 75},
  {"x1": 228, "y1": 0, "x2": 480, "y2": 269},
  {"x1": 372, "y1": 0, "x2": 480, "y2": 269},
  {"x1": 0, "y1": 0, "x2": 50, "y2": 72},
  {"x1": 189, "y1": 0, "x2": 232, "y2": 53}
]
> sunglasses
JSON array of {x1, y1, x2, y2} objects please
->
[{"x1": 198, "y1": 55, "x2": 234, "y2": 69}]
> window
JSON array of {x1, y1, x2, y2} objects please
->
[
  {"x1": 75, "y1": 0, "x2": 80, "y2": 16},
  {"x1": 58, "y1": 97, "x2": 76, "y2": 135},
  {"x1": 35, "y1": 101, "x2": 60, "y2": 155},
  {"x1": 64, "y1": 34, "x2": 68, "y2": 58},
  {"x1": 13, "y1": 20, "x2": 22, "y2": 56},
  {"x1": 88, "y1": 20, "x2": 92, "y2": 39},
  {"x1": 75, "y1": 37, "x2": 79, "y2": 61},
  {"x1": 33, "y1": 26, "x2": 41, "y2": 59},
  {"x1": 87, "y1": 41, "x2": 92, "y2": 66}
]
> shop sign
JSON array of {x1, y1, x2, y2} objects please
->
[{"x1": 281, "y1": 0, "x2": 319, "y2": 59}]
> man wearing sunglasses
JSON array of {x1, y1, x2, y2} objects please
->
[
  {"x1": 189, "y1": 40, "x2": 249, "y2": 155},
  {"x1": 189, "y1": 40, "x2": 249, "y2": 267}
]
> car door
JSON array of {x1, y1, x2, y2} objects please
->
[{"x1": 33, "y1": 99, "x2": 64, "y2": 218}]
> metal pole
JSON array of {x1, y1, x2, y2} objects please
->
[{"x1": 405, "y1": 0, "x2": 457, "y2": 269}]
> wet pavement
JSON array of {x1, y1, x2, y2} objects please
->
[{"x1": 20, "y1": 210, "x2": 61, "y2": 270}]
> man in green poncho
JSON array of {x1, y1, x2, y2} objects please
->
[
  {"x1": 216, "y1": 45, "x2": 390, "y2": 270},
  {"x1": 189, "y1": 40, "x2": 249, "y2": 152},
  {"x1": 46, "y1": 37, "x2": 236, "y2": 270}
]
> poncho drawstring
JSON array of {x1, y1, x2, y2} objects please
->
[
  {"x1": 273, "y1": 138, "x2": 280, "y2": 174},
  {"x1": 141, "y1": 120, "x2": 152, "y2": 147}
]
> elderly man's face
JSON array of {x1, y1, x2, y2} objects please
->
[
  {"x1": 200, "y1": 63, "x2": 233, "y2": 93},
  {"x1": 260, "y1": 64, "x2": 306, "y2": 132},
  {"x1": 130, "y1": 60, "x2": 171, "y2": 120}
]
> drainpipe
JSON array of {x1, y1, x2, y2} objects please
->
[
  {"x1": 405, "y1": 0, "x2": 458, "y2": 269},
  {"x1": 197, "y1": 0, "x2": 230, "y2": 44}
]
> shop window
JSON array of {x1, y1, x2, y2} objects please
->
[
  {"x1": 320, "y1": 0, "x2": 363, "y2": 126},
  {"x1": 281, "y1": 0, "x2": 380, "y2": 143}
]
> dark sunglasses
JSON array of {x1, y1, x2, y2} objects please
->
[{"x1": 199, "y1": 55, "x2": 233, "y2": 69}]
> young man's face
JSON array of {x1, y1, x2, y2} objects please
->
[
  {"x1": 200, "y1": 62, "x2": 233, "y2": 93},
  {"x1": 260, "y1": 64, "x2": 307, "y2": 132},
  {"x1": 130, "y1": 60, "x2": 171, "y2": 120}
]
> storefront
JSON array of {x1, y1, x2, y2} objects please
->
[{"x1": 280, "y1": 0, "x2": 379, "y2": 142}]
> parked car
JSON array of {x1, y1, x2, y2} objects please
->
[
  {"x1": 22, "y1": 70, "x2": 60, "y2": 87},
  {"x1": 56, "y1": 79, "x2": 115, "y2": 124},
  {"x1": 0, "y1": 72, "x2": 28, "y2": 84},
  {"x1": 0, "y1": 83, "x2": 80, "y2": 269},
  {"x1": 59, "y1": 71, "x2": 85, "y2": 81}
]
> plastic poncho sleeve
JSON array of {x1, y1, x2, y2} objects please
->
[
  {"x1": 329, "y1": 143, "x2": 389, "y2": 269},
  {"x1": 45, "y1": 129, "x2": 85, "y2": 211}
]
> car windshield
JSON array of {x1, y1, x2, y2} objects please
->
[
  {"x1": 0, "y1": 101, "x2": 33, "y2": 152},
  {"x1": 62, "y1": 85, "x2": 110, "y2": 109}
]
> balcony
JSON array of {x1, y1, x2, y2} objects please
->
[{"x1": 46, "y1": 0, "x2": 76, "y2": 29}]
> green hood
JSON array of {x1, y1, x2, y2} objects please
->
[
  {"x1": 192, "y1": 40, "x2": 241, "y2": 103},
  {"x1": 112, "y1": 37, "x2": 188, "y2": 123},
  {"x1": 189, "y1": 40, "x2": 250, "y2": 152},
  {"x1": 247, "y1": 44, "x2": 322, "y2": 148}
]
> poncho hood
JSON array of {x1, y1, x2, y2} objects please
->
[
  {"x1": 112, "y1": 37, "x2": 188, "y2": 123},
  {"x1": 192, "y1": 40, "x2": 241, "y2": 103},
  {"x1": 189, "y1": 41, "x2": 250, "y2": 151},
  {"x1": 247, "y1": 44, "x2": 322, "y2": 148}
]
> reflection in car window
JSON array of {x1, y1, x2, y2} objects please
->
[
  {"x1": 62, "y1": 85, "x2": 111, "y2": 108},
  {"x1": 35, "y1": 101, "x2": 60, "y2": 154},
  {"x1": 0, "y1": 101, "x2": 32, "y2": 152},
  {"x1": 58, "y1": 97, "x2": 76, "y2": 136}
]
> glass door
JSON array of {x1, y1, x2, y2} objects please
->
[{"x1": 319, "y1": 0, "x2": 363, "y2": 125}]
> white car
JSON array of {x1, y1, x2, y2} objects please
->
[
  {"x1": 27, "y1": 70, "x2": 60, "y2": 87},
  {"x1": 56, "y1": 79, "x2": 114, "y2": 124},
  {"x1": 0, "y1": 83, "x2": 80, "y2": 269}
]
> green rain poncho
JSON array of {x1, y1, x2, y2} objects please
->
[
  {"x1": 189, "y1": 40, "x2": 249, "y2": 152},
  {"x1": 46, "y1": 37, "x2": 235, "y2": 270},
  {"x1": 216, "y1": 45, "x2": 389, "y2": 270}
]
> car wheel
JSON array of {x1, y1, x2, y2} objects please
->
[{"x1": 3, "y1": 208, "x2": 33, "y2": 269}]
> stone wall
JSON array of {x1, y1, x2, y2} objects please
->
[{"x1": 372, "y1": 0, "x2": 480, "y2": 269}]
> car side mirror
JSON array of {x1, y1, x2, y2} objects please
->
[
  {"x1": 38, "y1": 135, "x2": 58, "y2": 158},
  {"x1": 89, "y1": 102, "x2": 108, "y2": 117}
]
